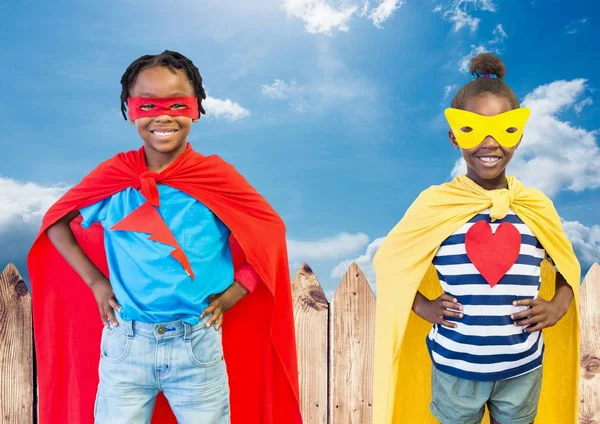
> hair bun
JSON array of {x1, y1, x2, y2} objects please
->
[{"x1": 469, "y1": 53, "x2": 506, "y2": 80}]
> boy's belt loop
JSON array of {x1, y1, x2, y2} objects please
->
[{"x1": 183, "y1": 322, "x2": 192, "y2": 342}]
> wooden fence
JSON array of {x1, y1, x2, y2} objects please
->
[{"x1": 1, "y1": 261, "x2": 600, "y2": 423}]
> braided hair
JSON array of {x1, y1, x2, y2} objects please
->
[
  {"x1": 120, "y1": 50, "x2": 207, "y2": 120},
  {"x1": 451, "y1": 53, "x2": 520, "y2": 110}
]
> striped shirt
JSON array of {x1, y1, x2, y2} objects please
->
[{"x1": 426, "y1": 209, "x2": 546, "y2": 381}]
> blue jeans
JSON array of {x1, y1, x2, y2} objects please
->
[{"x1": 94, "y1": 313, "x2": 230, "y2": 424}]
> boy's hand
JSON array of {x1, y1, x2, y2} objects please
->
[
  {"x1": 511, "y1": 297, "x2": 567, "y2": 332},
  {"x1": 201, "y1": 281, "x2": 249, "y2": 331},
  {"x1": 89, "y1": 277, "x2": 120, "y2": 328},
  {"x1": 414, "y1": 293, "x2": 463, "y2": 329}
]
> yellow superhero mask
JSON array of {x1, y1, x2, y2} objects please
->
[{"x1": 444, "y1": 107, "x2": 531, "y2": 149}]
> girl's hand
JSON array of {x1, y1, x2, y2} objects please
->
[
  {"x1": 89, "y1": 277, "x2": 120, "y2": 328},
  {"x1": 511, "y1": 297, "x2": 566, "y2": 332},
  {"x1": 414, "y1": 293, "x2": 464, "y2": 328},
  {"x1": 201, "y1": 281, "x2": 249, "y2": 330}
]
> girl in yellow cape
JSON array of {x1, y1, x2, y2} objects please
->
[{"x1": 373, "y1": 53, "x2": 580, "y2": 424}]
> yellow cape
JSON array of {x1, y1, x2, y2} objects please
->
[{"x1": 373, "y1": 176, "x2": 580, "y2": 424}]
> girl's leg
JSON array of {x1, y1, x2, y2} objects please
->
[
  {"x1": 490, "y1": 418, "x2": 532, "y2": 424},
  {"x1": 429, "y1": 366, "x2": 492, "y2": 424},
  {"x1": 487, "y1": 367, "x2": 542, "y2": 424}
]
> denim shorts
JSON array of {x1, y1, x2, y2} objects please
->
[
  {"x1": 94, "y1": 312, "x2": 230, "y2": 424},
  {"x1": 430, "y1": 365, "x2": 543, "y2": 424}
]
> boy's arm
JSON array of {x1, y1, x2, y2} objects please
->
[
  {"x1": 46, "y1": 210, "x2": 120, "y2": 327},
  {"x1": 231, "y1": 232, "x2": 260, "y2": 294},
  {"x1": 201, "y1": 280, "x2": 250, "y2": 330},
  {"x1": 234, "y1": 264, "x2": 260, "y2": 293},
  {"x1": 46, "y1": 211, "x2": 105, "y2": 286},
  {"x1": 217, "y1": 262, "x2": 260, "y2": 311},
  {"x1": 201, "y1": 233, "x2": 261, "y2": 329}
]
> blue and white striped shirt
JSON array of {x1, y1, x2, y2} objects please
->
[{"x1": 426, "y1": 209, "x2": 545, "y2": 381}]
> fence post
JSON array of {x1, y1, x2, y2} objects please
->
[
  {"x1": 329, "y1": 263, "x2": 375, "y2": 424},
  {"x1": 580, "y1": 262, "x2": 600, "y2": 423},
  {"x1": 0, "y1": 263, "x2": 34, "y2": 423},
  {"x1": 292, "y1": 263, "x2": 329, "y2": 424}
]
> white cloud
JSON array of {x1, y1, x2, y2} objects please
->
[
  {"x1": 565, "y1": 17, "x2": 588, "y2": 35},
  {"x1": 459, "y1": 44, "x2": 489, "y2": 73},
  {"x1": 458, "y1": 24, "x2": 506, "y2": 73},
  {"x1": 261, "y1": 79, "x2": 304, "y2": 99},
  {"x1": 261, "y1": 43, "x2": 379, "y2": 116},
  {"x1": 287, "y1": 232, "x2": 370, "y2": 261},
  {"x1": 562, "y1": 220, "x2": 600, "y2": 268},
  {"x1": 0, "y1": 177, "x2": 68, "y2": 281},
  {"x1": 0, "y1": 177, "x2": 68, "y2": 230},
  {"x1": 451, "y1": 79, "x2": 600, "y2": 197},
  {"x1": 283, "y1": 0, "x2": 358, "y2": 34},
  {"x1": 255, "y1": 43, "x2": 378, "y2": 119},
  {"x1": 446, "y1": 8, "x2": 480, "y2": 32},
  {"x1": 475, "y1": 0, "x2": 496, "y2": 12},
  {"x1": 574, "y1": 97, "x2": 593, "y2": 115},
  {"x1": 282, "y1": 40, "x2": 379, "y2": 118},
  {"x1": 331, "y1": 237, "x2": 384, "y2": 288},
  {"x1": 489, "y1": 23, "x2": 507, "y2": 44},
  {"x1": 292, "y1": 103, "x2": 306, "y2": 113},
  {"x1": 444, "y1": 84, "x2": 458, "y2": 100},
  {"x1": 369, "y1": 0, "x2": 405, "y2": 28},
  {"x1": 283, "y1": 0, "x2": 404, "y2": 34},
  {"x1": 360, "y1": 0, "x2": 370, "y2": 17},
  {"x1": 438, "y1": 0, "x2": 497, "y2": 33},
  {"x1": 451, "y1": 159, "x2": 466, "y2": 176},
  {"x1": 204, "y1": 96, "x2": 250, "y2": 121}
]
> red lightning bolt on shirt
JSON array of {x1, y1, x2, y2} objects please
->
[{"x1": 110, "y1": 172, "x2": 195, "y2": 279}]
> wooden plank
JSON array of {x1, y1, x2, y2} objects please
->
[
  {"x1": 580, "y1": 262, "x2": 600, "y2": 424},
  {"x1": 329, "y1": 263, "x2": 375, "y2": 424},
  {"x1": 292, "y1": 263, "x2": 329, "y2": 424},
  {"x1": 0, "y1": 263, "x2": 34, "y2": 423}
]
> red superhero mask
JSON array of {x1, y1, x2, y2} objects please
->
[{"x1": 127, "y1": 96, "x2": 199, "y2": 120}]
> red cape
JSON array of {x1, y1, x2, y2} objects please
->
[{"x1": 27, "y1": 144, "x2": 302, "y2": 424}]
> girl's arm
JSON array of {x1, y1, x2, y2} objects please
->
[
  {"x1": 512, "y1": 263, "x2": 574, "y2": 332},
  {"x1": 412, "y1": 291, "x2": 463, "y2": 329},
  {"x1": 550, "y1": 271, "x2": 574, "y2": 317}
]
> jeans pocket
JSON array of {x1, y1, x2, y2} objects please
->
[
  {"x1": 186, "y1": 326, "x2": 224, "y2": 367},
  {"x1": 100, "y1": 327, "x2": 131, "y2": 363}
]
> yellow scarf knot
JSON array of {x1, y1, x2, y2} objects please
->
[{"x1": 488, "y1": 188, "x2": 513, "y2": 220}]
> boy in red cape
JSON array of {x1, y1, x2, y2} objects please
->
[{"x1": 27, "y1": 50, "x2": 301, "y2": 424}]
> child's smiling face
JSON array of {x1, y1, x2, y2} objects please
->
[
  {"x1": 449, "y1": 93, "x2": 519, "y2": 187},
  {"x1": 129, "y1": 66, "x2": 197, "y2": 157}
]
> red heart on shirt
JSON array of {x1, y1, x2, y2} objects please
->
[{"x1": 465, "y1": 220, "x2": 521, "y2": 287}]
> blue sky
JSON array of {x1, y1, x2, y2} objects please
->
[{"x1": 1, "y1": 0, "x2": 598, "y2": 297}]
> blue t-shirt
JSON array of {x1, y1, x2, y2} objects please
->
[{"x1": 80, "y1": 184, "x2": 234, "y2": 325}]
